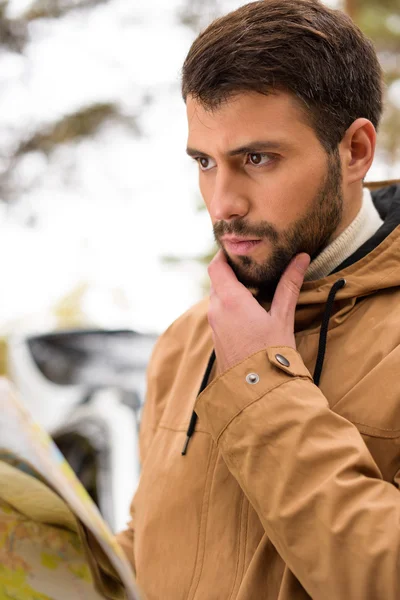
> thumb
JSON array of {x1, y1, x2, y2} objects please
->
[{"x1": 271, "y1": 253, "x2": 310, "y2": 320}]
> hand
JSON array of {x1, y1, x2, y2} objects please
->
[{"x1": 208, "y1": 250, "x2": 310, "y2": 374}]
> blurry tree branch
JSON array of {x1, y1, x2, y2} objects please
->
[
  {"x1": 0, "y1": 103, "x2": 141, "y2": 203},
  {"x1": 15, "y1": 103, "x2": 140, "y2": 157},
  {"x1": 0, "y1": 0, "x2": 150, "y2": 209},
  {"x1": 0, "y1": 0, "x2": 111, "y2": 52},
  {"x1": 178, "y1": 0, "x2": 221, "y2": 32},
  {"x1": 23, "y1": 0, "x2": 109, "y2": 21},
  {"x1": 0, "y1": 1, "x2": 28, "y2": 52}
]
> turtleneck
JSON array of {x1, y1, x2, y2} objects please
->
[{"x1": 304, "y1": 188, "x2": 383, "y2": 282}]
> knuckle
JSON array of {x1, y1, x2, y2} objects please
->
[
  {"x1": 283, "y1": 279, "x2": 300, "y2": 296},
  {"x1": 221, "y1": 290, "x2": 240, "y2": 309}
]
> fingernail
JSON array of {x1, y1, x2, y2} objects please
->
[{"x1": 295, "y1": 253, "x2": 311, "y2": 272}]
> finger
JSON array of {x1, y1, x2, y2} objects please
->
[
  {"x1": 208, "y1": 250, "x2": 243, "y2": 297},
  {"x1": 208, "y1": 282, "x2": 223, "y2": 329},
  {"x1": 271, "y1": 253, "x2": 310, "y2": 320}
]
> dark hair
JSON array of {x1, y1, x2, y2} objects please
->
[{"x1": 181, "y1": 0, "x2": 384, "y2": 152}]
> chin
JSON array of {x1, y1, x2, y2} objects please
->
[
  {"x1": 227, "y1": 259, "x2": 263, "y2": 288},
  {"x1": 226, "y1": 250, "x2": 289, "y2": 300}
]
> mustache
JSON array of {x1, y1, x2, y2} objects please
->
[{"x1": 213, "y1": 219, "x2": 279, "y2": 243}]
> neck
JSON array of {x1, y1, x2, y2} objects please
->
[
  {"x1": 305, "y1": 188, "x2": 383, "y2": 282},
  {"x1": 333, "y1": 185, "x2": 363, "y2": 239}
]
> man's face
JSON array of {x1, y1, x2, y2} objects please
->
[{"x1": 186, "y1": 91, "x2": 344, "y2": 298}]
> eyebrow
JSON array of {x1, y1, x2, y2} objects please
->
[{"x1": 186, "y1": 140, "x2": 289, "y2": 158}]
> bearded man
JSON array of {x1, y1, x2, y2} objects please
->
[{"x1": 117, "y1": 1, "x2": 400, "y2": 598}]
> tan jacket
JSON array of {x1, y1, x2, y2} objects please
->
[{"x1": 117, "y1": 181, "x2": 400, "y2": 600}]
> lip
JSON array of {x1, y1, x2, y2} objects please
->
[
  {"x1": 221, "y1": 236, "x2": 260, "y2": 243},
  {"x1": 221, "y1": 237, "x2": 262, "y2": 256}
]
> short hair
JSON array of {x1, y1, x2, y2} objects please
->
[{"x1": 181, "y1": 0, "x2": 384, "y2": 152}]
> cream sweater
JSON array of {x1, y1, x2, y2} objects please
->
[{"x1": 305, "y1": 189, "x2": 383, "y2": 281}]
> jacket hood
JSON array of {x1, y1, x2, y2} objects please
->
[{"x1": 293, "y1": 180, "x2": 400, "y2": 331}]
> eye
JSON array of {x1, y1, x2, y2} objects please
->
[
  {"x1": 195, "y1": 156, "x2": 216, "y2": 171},
  {"x1": 247, "y1": 153, "x2": 273, "y2": 166}
]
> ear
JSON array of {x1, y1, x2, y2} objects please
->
[{"x1": 339, "y1": 118, "x2": 376, "y2": 186}]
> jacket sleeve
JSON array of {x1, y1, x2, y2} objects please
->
[{"x1": 195, "y1": 345, "x2": 400, "y2": 600}]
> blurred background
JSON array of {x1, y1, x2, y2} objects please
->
[{"x1": 0, "y1": 0, "x2": 398, "y2": 531}]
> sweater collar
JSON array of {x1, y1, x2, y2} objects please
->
[{"x1": 305, "y1": 188, "x2": 383, "y2": 282}]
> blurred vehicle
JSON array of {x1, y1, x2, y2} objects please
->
[{"x1": 6, "y1": 328, "x2": 157, "y2": 533}]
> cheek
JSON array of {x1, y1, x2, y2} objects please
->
[
  {"x1": 264, "y1": 168, "x2": 324, "y2": 226},
  {"x1": 253, "y1": 184, "x2": 298, "y2": 228},
  {"x1": 199, "y1": 177, "x2": 213, "y2": 212}
]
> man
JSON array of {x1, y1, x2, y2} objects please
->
[{"x1": 117, "y1": 1, "x2": 400, "y2": 598}]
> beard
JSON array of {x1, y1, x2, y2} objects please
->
[{"x1": 213, "y1": 149, "x2": 343, "y2": 301}]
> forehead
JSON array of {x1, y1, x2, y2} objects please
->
[{"x1": 186, "y1": 91, "x2": 318, "y2": 151}]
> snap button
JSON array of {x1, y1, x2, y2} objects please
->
[
  {"x1": 275, "y1": 354, "x2": 290, "y2": 368},
  {"x1": 246, "y1": 373, "x2": 260, "y2": 385}
]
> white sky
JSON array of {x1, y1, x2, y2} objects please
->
[{"x1": 0, "y1": 0, "x2": 397, "y2": 336}]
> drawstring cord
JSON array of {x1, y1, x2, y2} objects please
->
[
  {"x1": 313, "y1": 279, "x2": 346, "y2": 386},
  {"x1": 182, "y1": 278, "x2": 346, "y2": 455},
  {"x1": 182, "y1": 350, "x2": 216, "y2": 456}
]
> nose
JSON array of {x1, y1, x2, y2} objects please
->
[{"x1": 209, "y1": 168, "x2": 250, "y2": 222}]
